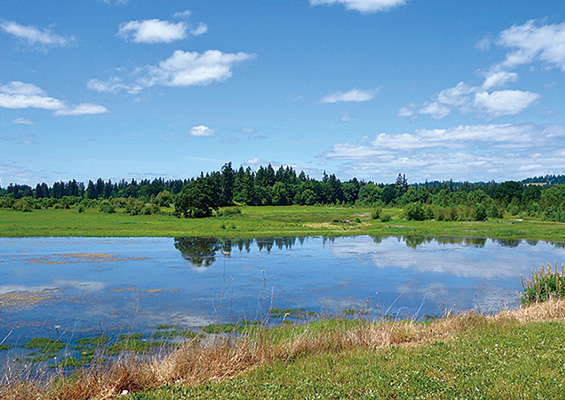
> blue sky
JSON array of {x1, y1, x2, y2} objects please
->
[{"x1": 1, "y1": 0, "x2": 565, "y2": 186}]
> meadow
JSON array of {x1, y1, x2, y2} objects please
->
[{"x1": 1, "y1": 205, "x2": 565, "y2": 242}]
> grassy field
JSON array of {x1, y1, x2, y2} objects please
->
[
  {"x1": 3, "y1": 300, "x2": 565, "y2": 399},
  {"x1": 1, "y1": 205, "x2": 565, "y2": 242}
]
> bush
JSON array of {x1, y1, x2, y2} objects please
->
[
  {"x1": 99, "y1": 201, "x2": 115, "y2": 214},
  {"x1": 371, "y1": 207, "x2": 382, "y2": 220},
  {"x1": 521, "y1": 263, "x2": 565, "y2": 305},
  {"x1": 473, "y1": 204, "x2": 487, "y2": 221},
  {"x1": 381, "y1": 214, "x2": 391, "y2": 222},
  {"x1": 216, "y1": 207, "x2": 243, "y2": 217},
  {"x1": 404, "y1": 203, "x2": 425, "y2": 221}
]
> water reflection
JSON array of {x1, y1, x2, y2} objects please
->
[
  {"x1": 174, "y1": 235, "x2": 564, "y2": 268},
  {"x1": 1, "y1": 235, "x2": 565, "y2": 348}
]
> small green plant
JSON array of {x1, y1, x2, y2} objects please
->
[
  {"x1": 521, "y1": 262, "x2": 565, "y2": 305},
  {"x1": 381, "y1": 214, "x2": 392, "y2": 222},
  {"x1": 371, "y1": 207, "x2": 382, "y2": 220}
]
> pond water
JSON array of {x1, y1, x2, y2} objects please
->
[{"x1": 1, "y1": 235, "x2": 564, "y2": 346}]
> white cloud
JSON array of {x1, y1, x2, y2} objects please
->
[
  {"x1": 0, "y1": 81, "x2": 45, "y2": 96},
  {"x1": 54, "y1": 103, "x2": 109, "y2": 116},
  {"x1": 0, "y1": 20, "x2": 74, "y2": 48},
  {"x1": 0, "y1": 93, "x2": 63, "y2": 110},
  {"x1": 436, "y1": 82, "x2": 475, "y2": 107},
  {"x1": 320, "y1": 88, "x2": 379, "y2": 104},
  {"x1": 497, "y1": 20, "x2": 565, "y2": 71},
  {"x1": 310, "y1": 0, "x2": 407, "y2": 13},
  {"x1": 473, "y1": 90, "x2": 540, "y2": 118},
  {"x1": 401, "y1": 82, "x2": 539, "y2": 120},
  {"x1": 399, "y1": 20, "x2": 565, "y2": 122},
  {"x1": 87, "y1": 77, "x2": 142, "y2": 94},
  {"x1": 142, "y1": 50, "x2": 255, "y2": 87},
  {"x1": 118, "y1": 19, "x2": 188, "y2": 44},
  {"x1": 173, "y1": 10, "x2": 192, "y2": 18},
  {"x1": 190, "y1": 22, "x2": 208, "y2": 36},
  {"x1": 397, "y1": 106, "x2": 415, "y2": 118},
  {"x1": 189, "y1": 125, "x2": 215, "y2": 137},
  {"x1": 246, "y1": 157, "x2": 263, "y2": 165},
  {"x1": 481, "y1": 70, "x2": 518, "y2": 90},
  {"x1": 12, "y1": 118, "x2": 34, "y2": 125},
  {"x1": 418, "y1": 102, "x2": 450, "y2": 119},
  {"x1": 0, "y1": 81, "x2": 108, "y2": 116},
  {"x1": 89, "y1": 50, "x2": 254, "y2": 94},
  {"x1": 323, "y1": 123, "x2": 565, "y2": 181}
]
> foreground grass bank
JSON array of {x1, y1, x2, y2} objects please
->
[
  {"x1": 1, "y1": 206, "x2": 564, "y2": 242},
  {"x1": 3, "y1": 300, "x2": 565, "y2": 399}
]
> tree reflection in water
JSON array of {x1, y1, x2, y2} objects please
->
[{"x1": 174, "y1": 237, "x2": 301, "y2": 268}]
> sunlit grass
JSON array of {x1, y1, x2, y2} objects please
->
[{"x1": 1, "y1": 205, "x2": 564, "y2": 242}]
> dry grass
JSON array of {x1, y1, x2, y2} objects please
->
[{"x1": 2, "y1": 299, "x2": 565, "y2": 400}]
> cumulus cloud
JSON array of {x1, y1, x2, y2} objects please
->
[
  {"x1": 418, "y1": 102, "x2": 450, "y2": 119},
  {"x1": 0, "y1": 20, "x2": 74, "y2": 48},
  {"x1": 400, "y1": 81, "x2": 539, "y2": 120},
  {"x1": 189, "y1": 125, "x2": 215, "y2": 137},
  {"x1": 481, "y1": 70, "x2": 518, "y2": 90},
  {"x1": 118, "y1": 19, "x2": 188, "y2": 43},
  {"x1": 473, "y1": 90, "x2": 540, "y2": 118},
  {"x1": 497, "y1": 20, "x2": 565, "y2": 71},
  {"x1": 89, "y1": 49, "x2": 254, "y2": 94},
  {"x1": 398, "y1": 20, "x2": 565, "y2": 122},
  {"x1": 310, "y1": 0, "x2": 407, "y2": 13},
  {"x1": 141, "y1": 50, "x2": 255, "y2": 87},
  {"x1": 0, "y1": 81, "x2": 108, "y2": 116},
  {"x1": 322, "y1": 123, "x2": 565, "y2": 181},
  {"x1": 320, "y1": 88, "x2": 379, "y2": 103}
]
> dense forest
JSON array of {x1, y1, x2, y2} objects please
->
[{"x1": 1, "y1": 162, "x2": 565, "y2": 222}]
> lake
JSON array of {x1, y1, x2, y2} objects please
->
[{"x1": 1, "y1": 235, "x2": 564, "y2": 345}]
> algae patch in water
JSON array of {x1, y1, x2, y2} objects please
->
[
  {"x1": 0, "y1": 290, "x2": 59, "y2": 308},
  {"x1": 27, "y1": 253, "x2": 150, "y2": 264}
]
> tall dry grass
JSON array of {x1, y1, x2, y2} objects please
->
[{"x1": 2, "y1": 299, "x2": 565, "y2": 400}]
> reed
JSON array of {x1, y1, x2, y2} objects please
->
[{"x1": 521, "y1": 262, "x2": 565, "y2": 305}]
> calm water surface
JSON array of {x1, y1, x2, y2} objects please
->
[{"x1": 1, "y1": 235, "x2": 564, "y2": 344}]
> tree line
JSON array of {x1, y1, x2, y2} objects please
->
[{"x1": 1, "y1": 162, "x2": 565, "y2": 222}]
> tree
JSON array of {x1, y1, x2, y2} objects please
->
[{"x1": 174, "y1": 177, "x2": 221, "y2": 218}]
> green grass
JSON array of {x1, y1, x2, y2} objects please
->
[
  {"x1": 130, "y1": 320, "x2": 565, "y2": 399},
  {"x1": 1, "y1": 205, "x2": 564, "y2": 242}
]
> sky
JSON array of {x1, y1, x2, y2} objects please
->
[{"x1": 1, "y1": 0, "x2": 565, "y2": 186}]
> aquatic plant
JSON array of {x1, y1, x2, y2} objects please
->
[{"x1": 521, "y1": 262, "x2": 565, "y2": 305}]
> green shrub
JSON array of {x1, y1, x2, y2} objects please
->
[
  {"x1": 521, "y1": 263, "x2": 565, "y2": 305},
  {"x1": 473, "y1": 204, "x2": 487, "y2": 221},
  {"x1": 99, "y1": 201, "x2": 115, "y2": 214},
  {"x1": 371, "y1": 207, "x2": 382, "y2": 220},
  {"x1": 404, "y1": 202, "x2": 425, "y2": 221}
]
